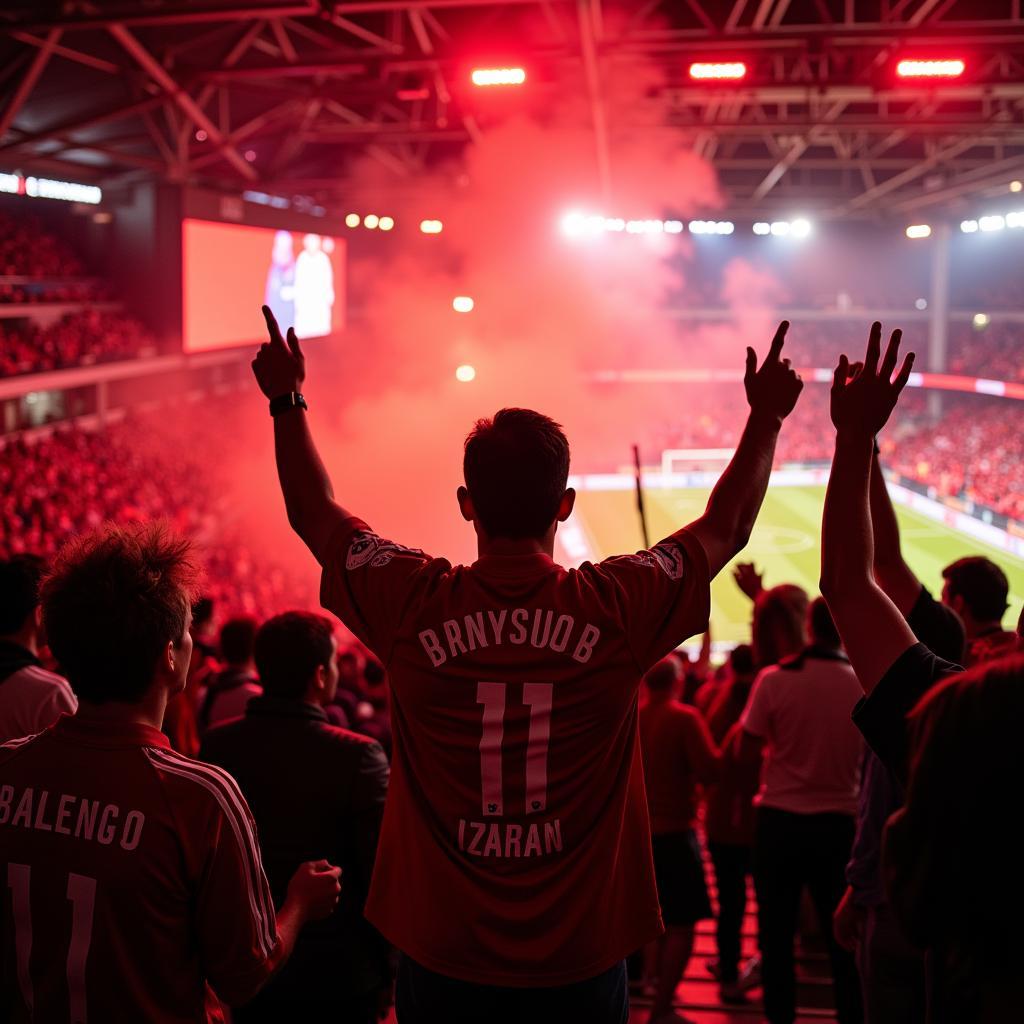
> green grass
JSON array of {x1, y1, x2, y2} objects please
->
[{"x1": 573, "y1": 485, "x2": 1024, "y2": 648}]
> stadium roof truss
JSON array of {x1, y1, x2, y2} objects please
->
[{"x1": 2, "y1": 0, "x2": 1024, "y2": 219}]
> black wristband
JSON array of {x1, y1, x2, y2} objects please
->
[{"x1": 269, "y1": 392, "x2": 307, "y2": 417}]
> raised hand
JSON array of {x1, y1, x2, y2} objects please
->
[
  {"x1": 830, "y1": 321, "x2": 914, "y2": 436},
  {"x1": 744, "y1": 320, "x2": 804, "y2": 421},
  {"x1": 733, "y1": 561, "x2": 764, "y2": 601},
  {"x1": 252, "y1": 305, "x2": 305, "y2": 399}
]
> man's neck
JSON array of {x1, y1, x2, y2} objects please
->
[
  {"x1": 0, "y1": 628, "x2": 38, "y2": 657},
  {"x1": 965, "y1": 618, "x2": 1004, "y2": 641},
  {"x1": 77, "y1": 689, "x2": 167, "y2": 732},
  {"x1": 476, "y1": 535, "x2": 555, "y2": 559}
]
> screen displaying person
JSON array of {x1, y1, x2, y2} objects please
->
[
  {"x1": 264, "y1": 231, "x2": 296, "y2": 329},
  {"x1": 293, "y1": 234, "x2": 334, "y2": 339}
]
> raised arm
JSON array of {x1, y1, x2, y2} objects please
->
[
  {"x1": 820, "y1": 322, "x2": 917, "y2": 694},
  {"x1": 869, "y1": 449, "x2": 923, "y2": 614},
  {"x1": 687, "y1": 321, "x2": 804, "y2": 578},
  {"x1": 252, "y1": 306, "x2": 350, "y2": 564}
]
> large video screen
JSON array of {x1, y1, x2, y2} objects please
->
[{"x1": 182, "y1": 218, "x2": 345, "y2": 353}]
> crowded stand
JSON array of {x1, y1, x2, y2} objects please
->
[
  {"x1": 946, "y1": 320, "x2": 1024, "y2": 382},
  {"x1": 0, "y1": 308, "x2": 157, "y2": 375}
]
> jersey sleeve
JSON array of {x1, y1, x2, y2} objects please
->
[
  {"x1": 319, "y1": 517, "x2": 435, "y2": 661},
  {"x1": 591, "y1": 529, "x2": 712, "y2": 671},
  {"x1": 192, "y1": 769, "x2": 280, "y2": 1005},
  {"x1": 740, "y1": 668, "x2": 774, "y2": 739}
]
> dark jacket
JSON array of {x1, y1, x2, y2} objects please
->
[{"x1": 201, "y1": 696, "x2": 390, "y2": 1014}]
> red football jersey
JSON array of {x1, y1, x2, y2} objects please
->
[
  {"x1": 321, "y1": 517, "x2": 711, "y2": 986},
  {"x1": 0, "y1": 714, "x2": 279, "y2": 1022}
]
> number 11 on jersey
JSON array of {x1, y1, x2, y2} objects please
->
[{"x1": 476, "y1": 681, "x2": 553, "y2": 817}]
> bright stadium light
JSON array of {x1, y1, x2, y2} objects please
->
[
  {"x1": 664, "y1": 220, "x2": 684, "y2": 233},
  {"x1": 453, "y1": 296, "x2": 475, "y2": 313},
  {"x1": 419, "y1": 219, "x2": 443, "y2": 234},
  {"x1": 960, "y1": 219, "x2": 979, "y2": 233},
  {"x1": 906, "y1": 224, "x2": 932, "y2": 239},
  {"x1": 915, "y1": 298, "x2": 928, "y2": 310},
  {"x1": 363, "y1": 214, "x2": 379, "y2": 229},
  {"x1": 455, "y1": 364, "x2": 476, "y2": 382},
  {"x1": 896, "y1": 59, "x2": 965, "y2": 79},
  {"x1": 689, "y1": 62, "x2": 747, "y2": 81},
  {"x1": 752, "y1": 221, "x2": 770, "y2": 235},
  {"x1": 689, "y1": 220, "x2": 735, "y2": 235},
  {"x1": 790, "y1": 218, "x2": 812, "y2": 238},
  {"x1": 1010, "y1": 180, "x2": 1023, "y2": 193},
  {"x1": 973, "y1": 313, "x2": 990, "y2": 328},
  {"x1": 345, "y1": 213, "x2": 360, "y2": 228},
  {"x1": 378, "y1": 216, "x2": 394, "y2": 231},
  {"x1": 471, "y1": 67, "x2": 526, "y2": 86},
  {"x1": 1006, "y1": 211, "x2": 1024, "y2": 228},
  {"x1": 979, "y1": 215, "x2": 1005, "y2": 232},
  {"x1": 770, "y1": 221, "x2": 791, "y2": 236}
]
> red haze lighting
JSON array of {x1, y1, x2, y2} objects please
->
[
  {"x1": 896, "y1": 59, "x2": 965, "y2": 78},
  {"x1": 689, "y1": 62, "x2": 747, "y2": 81},
  {"x1": 471, "y1": 67, "x2": 526, "y2": 87}
]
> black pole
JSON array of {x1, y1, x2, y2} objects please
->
[{"x1": 632, "y1": 443, "x2": 650, "y2": 550}]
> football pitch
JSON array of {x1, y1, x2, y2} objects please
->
[{"x1": 573, "y1": 485, "x2": 1024, "y2": 649}]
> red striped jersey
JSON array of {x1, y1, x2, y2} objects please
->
[
  {"x1": 321, "y1": 518, "x2": 711, "y2": 986},
  {"x1": 0, "y1": 713, "x2": 279, "y2": 1022}
]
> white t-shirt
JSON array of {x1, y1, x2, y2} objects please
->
[
  {"x1": 741, "y1": 649, "x2": 863, "y2": 815},
  {"x1": 0, "y1": 664, "x2": 78, "y2": 744}
]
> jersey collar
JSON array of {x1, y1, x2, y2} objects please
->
[
  {"x1": 55, "y1": 711, "x2": 172, "y2": 750},
  {"x1": 471, "y1": 552, "x2": 561, "y2": 578}
]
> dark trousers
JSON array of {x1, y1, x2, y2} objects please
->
[
  {"x1": 394, "y1": 954, "x2": 628, "y2": 1024},
  {"x1": 708, "y1": 840, "x2": 752, "y2": 985},
  {"x1": 753, "y1": 807, "x2": 864, "y2": 1024},
  {"x1": 857, "y1": 901, "x2": 926, "y2": 1024}
]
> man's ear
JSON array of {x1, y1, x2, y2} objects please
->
[
  {"x1": 557, "y1": 488, "x2": 576, "y2": 522},
  {"x1": 457, "y1": 485, "x2": 475, "y2": 523},
  {"x1": 164, "y1": 639, "x2": 177, "y2": 675}
]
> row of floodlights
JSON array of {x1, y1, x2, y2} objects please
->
[
  {"x1": 344, "y1": 213, "x2": 394, "y2": 231},
  {"x1": 562, "y1": 213, "x2": 811, "y2": 238},
  {"x1": 961, "y1": 212, "x2": 1024, "y2": 233},
  {"x1": 467, "y1": 59, "x2": 966, "y2": 87}
]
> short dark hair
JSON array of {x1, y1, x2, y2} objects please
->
[
  {"x1": 729, "y1": 643, "x2": 755, "y2": 677},
  {"x1": 943, "y1": 557, "x2": 1009, "y2": 623},
  {"x1": 752, "y1": 584, "x2": 809, "y2": 668},
  {"x1": 463, "y1": 408, "x2": 570, "y2": 539},
  {"x1": 220, "y1": 616, "x2": 258, "y2": 665},
  {"x1": 0, "y1": 555, "x2": 45, "y2": 635},
  {"x1": 644, "y1": 656, "x2": 681, "y2": 692},
  {"x1": 809, "y1": 596, "x2": 842, "y2": 649},
  {"x1": 41, "y1": 524, "x2": 198, "y2": 704},
  {"x1": 254, "y1": 612, "x2": 335, "y2": 700},
  {"x1": 192, "y1": 597, "x2": 214, "y2": 627}
]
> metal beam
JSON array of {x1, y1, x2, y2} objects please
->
[
  {"x1": 2, "y1": 4, "x2": 318, "y2": 33},
  {"x1": 0, "y1": 29, "x2": 62, "y2": 141},
  {"x1": 577, "y1": 0, "x2": 612, "y2": 203},
  {"x1": 108, "y1": 22, "x2": 258, "y2": 180}
]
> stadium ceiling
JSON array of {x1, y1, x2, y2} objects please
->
[{"x1": 2, "y1": 1, "x2": 1024, "y2": 219}]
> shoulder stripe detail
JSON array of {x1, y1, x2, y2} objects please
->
[
  {"x1": 0, "y1": 731, "x2": 44, "y2": 751},
  {"x1": 144, "y1": 749, "x2": 276, "y2": 958}
]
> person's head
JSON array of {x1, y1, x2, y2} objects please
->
[
  {"x1": 336, "y1": 645, "x2": 364, "y2": 693},
  {"x1": 0, "y1": 554, "x2": 46, "y2": 644},
  {"x1": 643, "y1": 656, "x2": 683, "y2": 699},
  {"x1": 253, "y1": 612, "x2": 338, "y2": 705},
  {"x1": 459, "y1": 408, "x2": 574, "y2": 543},
  {"x1": 941, "y1": 557, "x2": 1009, "y2": 633},
  {"x1": 192, "y1": 596, "x2": 215, "y2": 635},
  {"x1": 752, "y1": 584, "x2": 809, "y2": 668},
  {"x1": 729, "y1": 643, "x2": 756, "y2": 681},
  {"x1": 40, "y1": 523, "x2": 197, "y2": 705},
  {"x1": 808, "y1": 596, "x2": 842, "y2": 650},
  {"x1": 271, "y1": 230, "x2": 293, "y2": 265},
  {"x1": 219, "y1": 616, "x2": 258, "y2": 668}
]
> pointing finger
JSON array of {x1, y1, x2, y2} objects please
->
[
  {"x1": 286, "y1": 326, "x2": 303, "y2": 360},
  {"x1": 262, "y1": 305, "x2": 287, "y2": 350},
  {"x1": 864, "y1": 321, "x2": 882, "y2": 375},
  {"x1": 833, "y1": 353, "x2": 850, "y2": 389},
  {"x1": 744, "y1": 346, "x2": 757, "y2": 383},
  {"x1": 767, "y1": 320, "x2": 789, "y2": 363}
]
